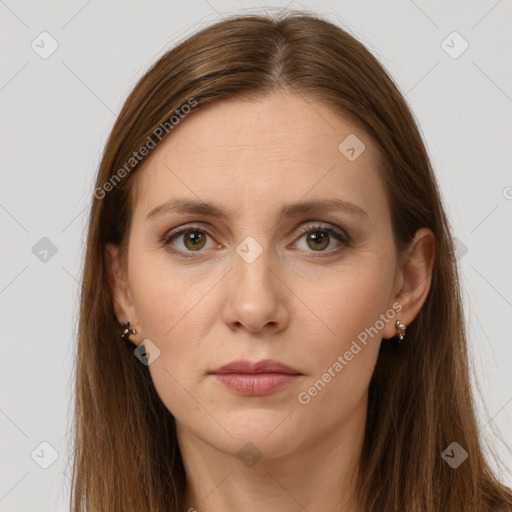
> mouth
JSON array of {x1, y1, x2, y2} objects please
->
[{"x1": 208, "y1": 359, "x2": 303, "y2": 397}]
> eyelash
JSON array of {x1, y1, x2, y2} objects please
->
[{"x1": 161, "y1": 223, "x2": 351, "y2": 259}]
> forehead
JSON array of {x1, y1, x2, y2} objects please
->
[{"x1": 131, "y1": 92, "x2": 387, "y2": 221}]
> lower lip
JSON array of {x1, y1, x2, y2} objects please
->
[{"x1": 211, "y1": 373, "x2": 301, "y2": 396}]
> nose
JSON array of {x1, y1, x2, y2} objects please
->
[{"x1": 221, "y1": 242, "x2": 290, "y2": 334}]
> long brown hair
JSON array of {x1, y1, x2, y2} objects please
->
[{"x1": 69, "y1": 9, "x2": 512, "y2": 511}]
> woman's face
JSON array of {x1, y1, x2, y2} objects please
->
[{"x1": 107, "y1": 91, "x2": 414, "y2": 459}]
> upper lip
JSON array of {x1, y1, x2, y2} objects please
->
[{"x1": 210, "y1": 359, "x2": 302, "y2": 375}]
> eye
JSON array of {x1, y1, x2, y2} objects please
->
[
  {"x1": 293, "y1": 223, "x2": 350, "y2": 256},
  {"x1": 162, "y1": 222, "x2": 351, "y2": 258},
  {"x1": 162, "y1": 225, "x2": 216, "y2": 256}
]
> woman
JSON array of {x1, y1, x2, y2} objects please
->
[{"x1": 70, "y1": 10, "x2": 512, "y2": 512}]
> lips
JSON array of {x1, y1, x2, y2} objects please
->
[
  {"x1": 209, "y1": 359, "x2": 303, "y2": 397},
  {"x1": 210, "y1": 359, "x2": 302, "y2": 376}
]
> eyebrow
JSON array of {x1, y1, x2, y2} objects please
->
[{"x1": 145, "y1": 197, "x2": 368, "y2": 222}]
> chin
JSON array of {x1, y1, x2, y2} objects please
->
[{"x1": 206, "y1": 410, "x2": 302, "y2": 458}]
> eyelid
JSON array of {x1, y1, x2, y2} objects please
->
[{"x1": 295, "y1": 222, "x2": 351, "y2": 244}]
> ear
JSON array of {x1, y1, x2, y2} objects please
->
[
  {"x1": 382, "y1": 227, "x2": 435, "y2": 339},
  {"x1": 105, "y1": 242, "x2": 141, "y2": 344}
]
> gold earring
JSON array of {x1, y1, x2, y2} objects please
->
[
  {"x1": 121, "y1": 321, "x2": 137, "y2": 345},
  {"x1": 396, "y1": 320, "x2": 406, "y2": 342}
]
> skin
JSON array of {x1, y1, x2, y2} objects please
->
[{"x1": 106, "y1": 89, "x2": 435, "y2": 512}]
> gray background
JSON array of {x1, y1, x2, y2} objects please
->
[{"x1": 1, "y1": 0, "x2": 511, "y2": 510}]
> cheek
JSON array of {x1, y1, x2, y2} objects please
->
[
  {"x1": 128, "y1": 254, "x2": 220, "y2": 387},
  {"x1": 129, "y1": 248, "x2": 214, "y2": 339},
  {"x1": 297, "y1": 258, "x2": 391, "y2": 395},
  {"x1": 306, "y1": 256, "x2": 391, "y2": 335},
  {"x1": 130, "y1": 264, "x2": 217, "y2": 422}
]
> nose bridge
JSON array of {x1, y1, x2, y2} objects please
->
[{"x1": 233, "y1": 234, "x2": 276, "y2": 291}]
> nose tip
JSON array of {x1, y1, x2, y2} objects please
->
[{"x1": 224, "y1": 254, "x2": 289, "y2": 334}]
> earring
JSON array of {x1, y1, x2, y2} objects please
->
[
  {"x1": 396, "y1": 320, "x2": 407, "y2": 343},
  {"x1": 120, "y1": 321, "x2": 137, "y2": 347}
]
